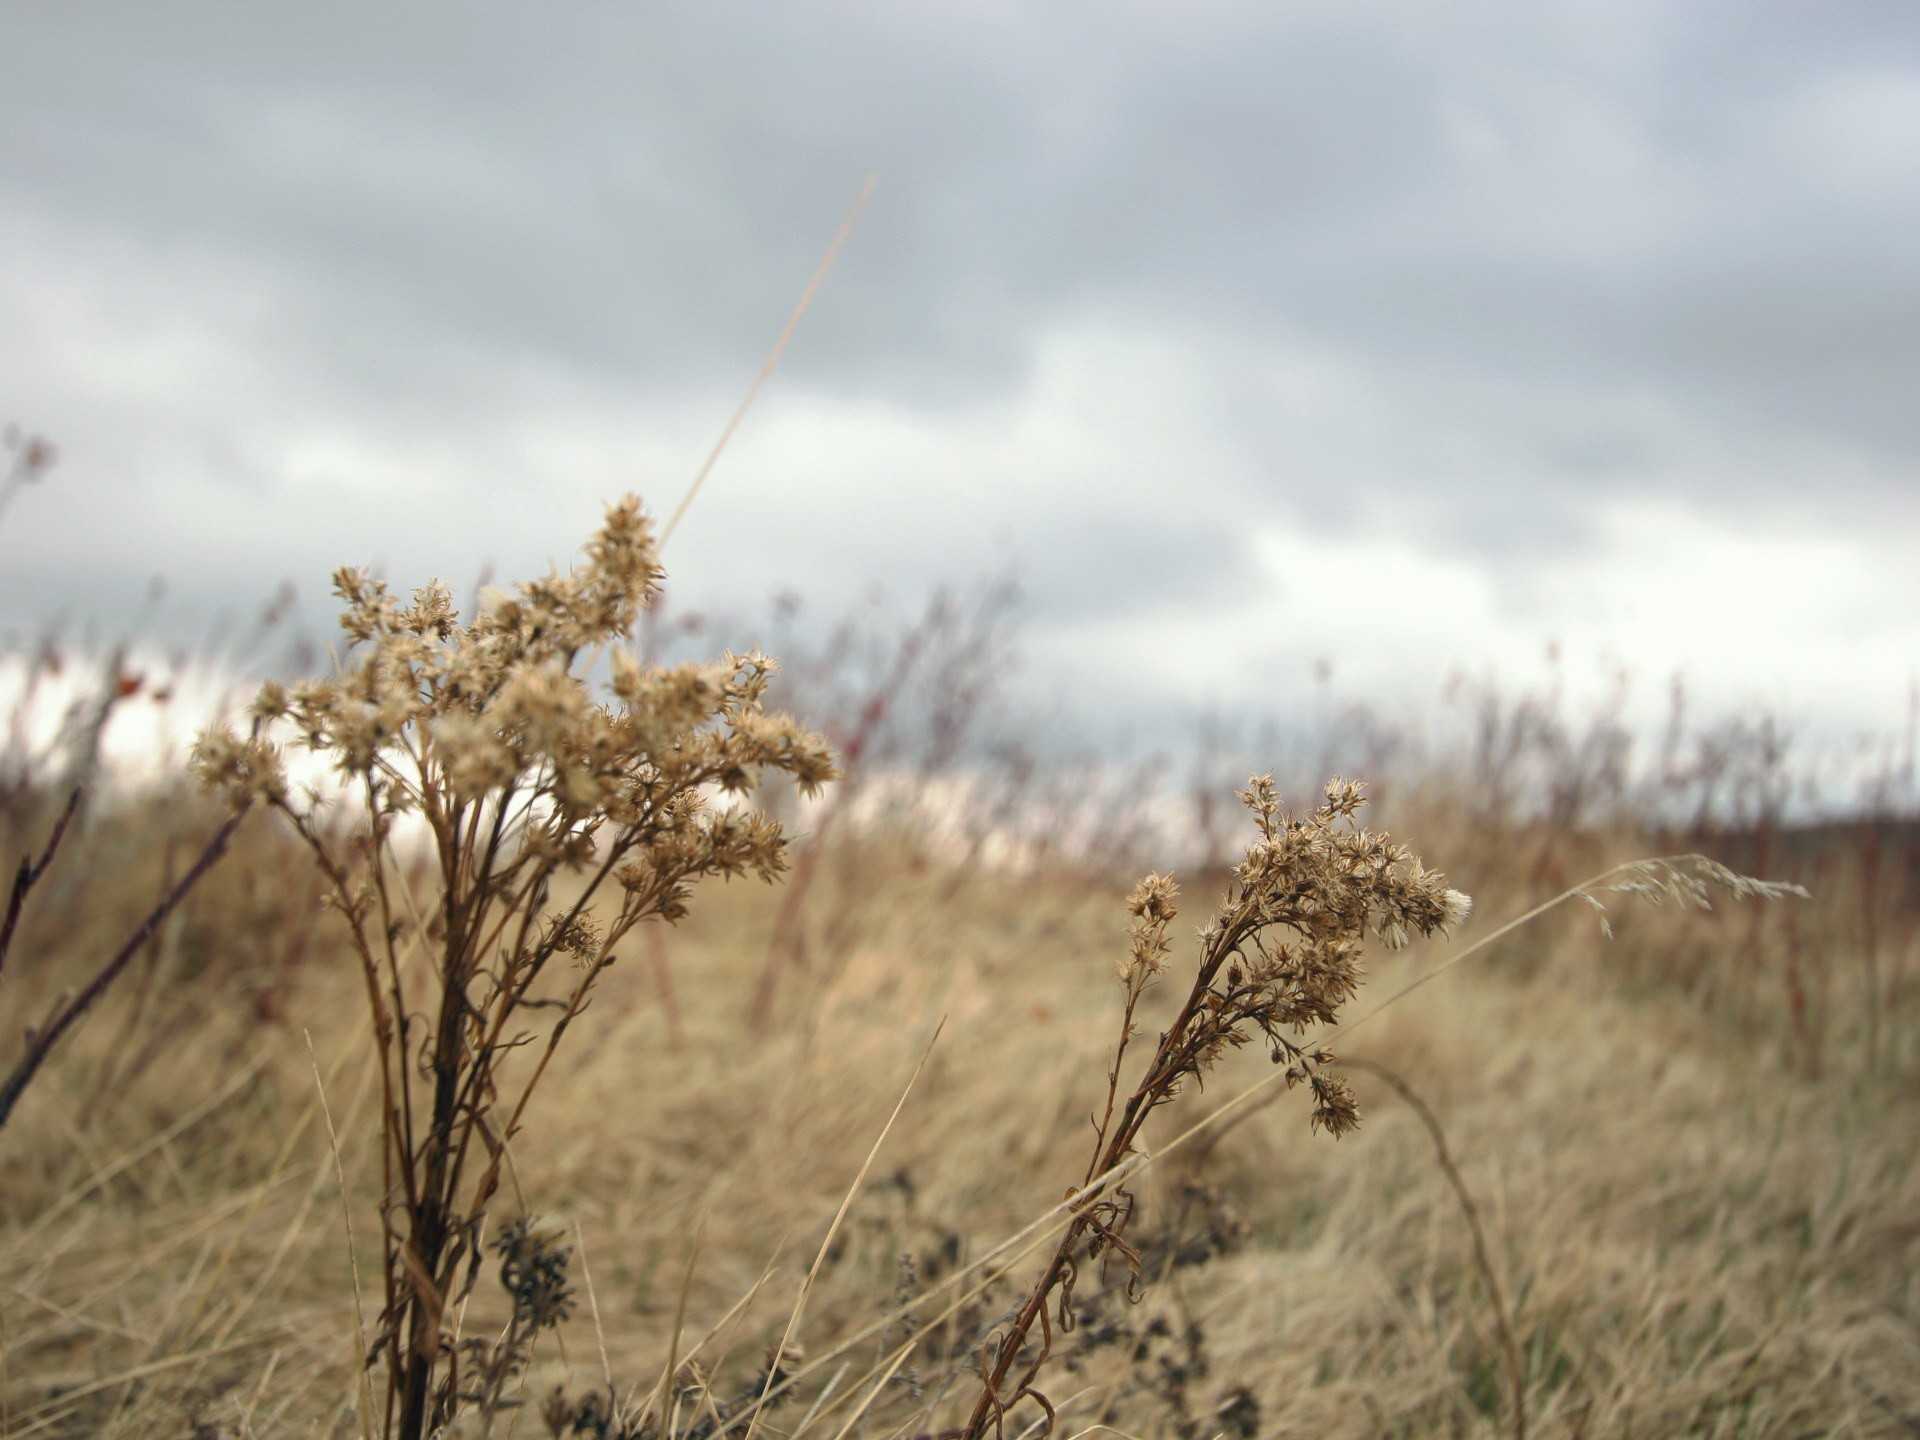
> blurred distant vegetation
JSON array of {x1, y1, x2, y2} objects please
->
[{"x1": 2, "y1": 445, "x2": 1916, "y2": 1437}]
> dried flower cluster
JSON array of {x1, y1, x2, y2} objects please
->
[
  {"x1": 192, "y1": 496, "x2": 835, "y2": 1440},
  {"x1": 1165, "y1": 775, "x2": 1470, "y2": 1136},
  {"x1": 522, "y1": 1341, "x2": 804, "y2": 1440},
  {"x1": 962, "y1": 776, "x2": 1469, "y2": 1440},
  {"x1": 452, "y1": 1221, "x2": 576, "y2": 1431}
]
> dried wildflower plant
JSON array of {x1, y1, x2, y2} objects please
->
[
  {"x1": 191, "y1": 496, "x2": 835, "y2": 1440},
  {"x1": 960, "y1": 776, "x2": 1468, "y2": 1440}
]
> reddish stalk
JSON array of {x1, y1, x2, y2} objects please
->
[{"x1": 0, "y1": 806, "x2": 247, "y2": 1129}]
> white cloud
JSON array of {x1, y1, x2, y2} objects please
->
[{"x1": 1778, "y1": 65, "x2": 1920, "y2": 199}]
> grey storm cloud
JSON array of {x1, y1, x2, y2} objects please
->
[
  {"x1": 9, "y1": 3, "x2": 1915, "y2": 421},
  {"x1": 2, "y1": 1, "x2": 1917, "y2": 729}
]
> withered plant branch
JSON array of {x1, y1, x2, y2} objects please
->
[
  {"x1": 698, "y1": 860, "x2": 1800, "y2": 1440},
  {"x1": 0, "y1": 786, "x2": 81, "y2": 978},
  {"x1": 193, "y1": 499, "x2": 835, "y2": 1440},
  {"x1": 0, "y1": 805, "x2": 247, "y2": 1130},
  {"x1": 1338, "y1": 1057, "x2": 1526, "y2": 1440},
  {"x1": 957, "y1": 779, "x2": 1470, "y2": 1440}
]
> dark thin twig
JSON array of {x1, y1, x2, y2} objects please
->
[
  {"x1": 0, "y1": 807, "x2": 248, "y2": 1130},
  {"x1": 0, "y1": 787, "x2": 82, "y2": 976},
  {"x1": 1339, "y1": 1057, "x2": 1527, "y2": 1440}
]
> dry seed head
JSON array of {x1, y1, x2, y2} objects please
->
[
  {"x1": 1574, "y1": 853, "x2": 1806, "y2": 938},
  {"x1": 1119, "y1": 872, "x2": 1179, "y2": 986},
  {"x1": 1306, "y1": 1071, "x2": 1361, "y2": 1138},
  {"x1": 1594, "y1": 854, "x2": 1807, "y2": 909},
  {"x1": 188, "y1": 729, "x2": 288, "y2": 807},
  {"x1": 189, "y1": 498, "x2": 838, "y2": 1438},
  {"x1": 494, "y1": 1218, "x2": 576, "y2": 1332},
  {"x1": 192, "y1": 493, "x2": 838, "y2": 893},
  {"x1": 1141, "y1": 775, "x2": 1471, "y2": 1138}
]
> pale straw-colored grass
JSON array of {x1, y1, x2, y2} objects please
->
[{"x1": 1, "y1": 815, "x2": 1914, "y2": 1436}]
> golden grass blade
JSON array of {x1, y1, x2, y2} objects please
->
[
  {"x1": 660, "y1": 172, "x2": 877, "y2": 550},
  {"x1": 308, "y1": 1030, "x2": 376, "y2": 1440},
  {"x1": 24, "y1": 1050, "x2": 271, "y2": 1240},
  {"x1": 635, "y1": 1209, "x2": 710, "y2": 1430},
  {"x1": 741, "y1": 1017, "x2": 943, "y2": 1440},
  {"x1": 574, "y1": 1219, "x2": 615, "y2": 1395},
  {"x1": 11, "y1": 1336, "x2": 261, "y2": 1439},
  {"x1": 792, "y1": 1360, "x2": 850, "y2": 1435},
  {"x1": 1327, "y1": 853, "x2": 1804, "y2": 1049},
  {"x1": 819, "y1": 1343, "x2": 915, "y2": 1440}
]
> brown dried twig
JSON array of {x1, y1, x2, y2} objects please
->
[
  {"x1": 0, "y1": 805, "x2": 248, "y2": 1130},
  {"x1": 0, "y1": 787, "x2": 81, "y2": 977},
  {"x1": 957, "y1": 777, "x2": 1471, "y2": 1440},
  {"x1": 192, "y1": 498, "x2": 835, "y2": 1440}
]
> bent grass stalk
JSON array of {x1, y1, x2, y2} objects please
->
[
  {"x1": 659, "y1": 173, "x2": 876, "y2": 552},
  {"x1": 1339, "y1": 1057, "x2": 1526, "y2": 1440}
]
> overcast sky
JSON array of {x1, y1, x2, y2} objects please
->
[{"x1": 3, "y1": 2, "x2": 1917, "y2": 748}]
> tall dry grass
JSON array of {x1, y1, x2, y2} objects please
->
[{"x1": 1, "y1": 487, "x2": 1916, "y2": 1438}]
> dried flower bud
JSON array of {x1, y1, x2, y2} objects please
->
[
  {"x1": 1308, "y1": 1072, "x2": 1361, "y2": 1138},
  {"x1": 189, "y1": 729, "x2": 287, "y2": 806}
]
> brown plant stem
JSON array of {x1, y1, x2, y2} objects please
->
[
  {"x1": 0, "y1": 806, "x2": 247, "y2": 1130},
  {"x1": 0, "y1": 786, "x2": 81, "y2": 976},
  {"x1": 1339, "y1": 1057, "x2": 1526, "y2": 1440},
  {"x1": 958, "y1": 909, "x2": 1261, "y2": 1440}
]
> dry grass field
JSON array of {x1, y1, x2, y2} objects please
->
[{"x1": 2, "y1": 500, "x2": 1916, "y2": 1440}]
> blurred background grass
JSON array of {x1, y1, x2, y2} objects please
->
[{"x1": 1, "y1": 581, "x2": 1914, "y2": 1436}]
